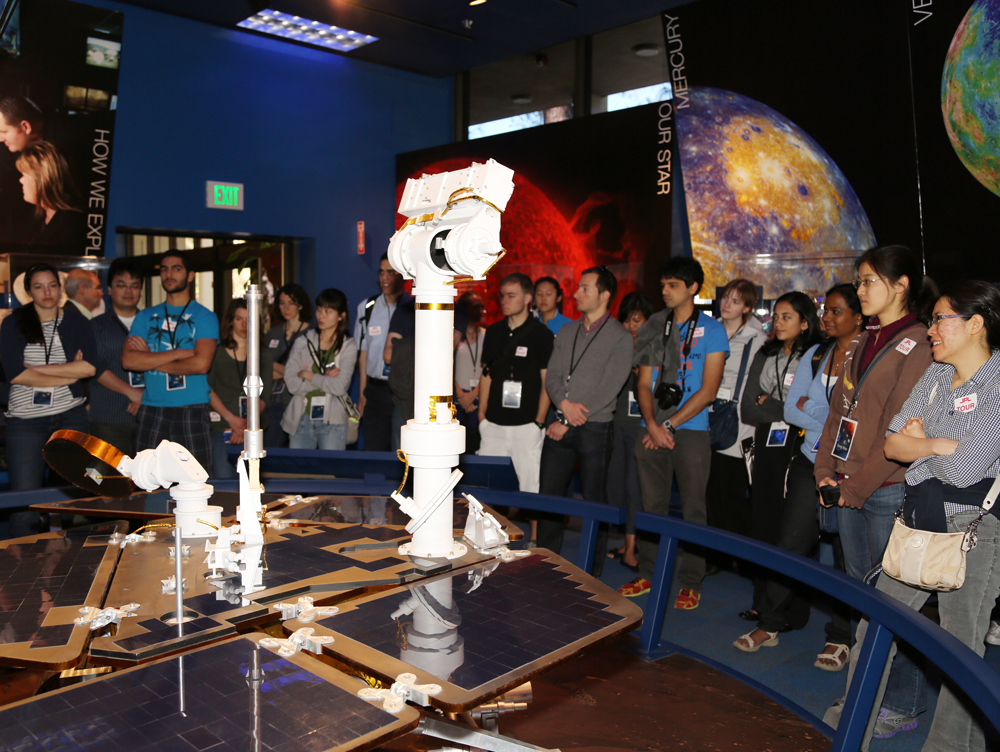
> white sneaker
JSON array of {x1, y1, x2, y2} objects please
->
[{"x1": 987, "y1": 620, "x2": 1000, "y2": 646}]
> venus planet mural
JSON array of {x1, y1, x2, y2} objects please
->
[
  {"x1": 677, "y1": 86, "x2": 875, "y2": 298},
  {"x1": 942, "y1": 0, "x2": 1000, "y2": 199}
]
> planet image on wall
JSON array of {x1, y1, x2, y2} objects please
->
[
  {"x1": 942, "y1": 0, "x2": 1000, "y2": 199},
  {"x1": 677, "y1": 86, "x2": 875, "y2": 298}
]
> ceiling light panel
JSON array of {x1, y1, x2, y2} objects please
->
[{"x1": 237, "y1": 10, "x2": 378, "y2": 52}]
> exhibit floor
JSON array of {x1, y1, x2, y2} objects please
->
[{"x1": 497, "y1": 522, "x2": 1000, "y2": 752}]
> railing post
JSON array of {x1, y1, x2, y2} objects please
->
[
  {"x1": 638, "y1": 528, "x2": 678, "y2": 655},
  {"x1": 830, "y1": 621, "x2": 894, "y2": 752},
  {"x1": 576, "y1": 517, "x2": 598, "y2": 574}
]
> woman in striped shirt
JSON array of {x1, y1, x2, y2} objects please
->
[
  {"x1": 0, "y1": 263, "x2": 97, "y2": 535},
  {"x1": 830, "y1": 281, "x2": 1000, "y2": 752}
]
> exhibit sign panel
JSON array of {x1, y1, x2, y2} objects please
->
[{"x1": 0, "y1": 0, "x2": 124, "y2": 256}]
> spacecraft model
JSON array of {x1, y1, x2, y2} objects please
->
[{"x1": 386, "y1": 159, "x2": 515, "y2": 560}]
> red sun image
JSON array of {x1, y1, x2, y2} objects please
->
[{"x1": 396, "y1": 158, "x2": 645, "y2": 325}]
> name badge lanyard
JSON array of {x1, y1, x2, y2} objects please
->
[
  {"x1": 467, "y1": 334, "x2": 479, "y2": 373},
  {"x1": 305, "y1": 336, "x2": 336, "y2": 373},
  {"x1": 824, "y1": 347, "x2": 838, "y2": 404},
  {"x1": 566, "y1": 317, "x2": 611, "y2": 386},
  {"x1": 663, "y1": 310, "x2": 699, "y2": 390},
  {"x1": 162, "y1": 301, "x2": 192, "y2": 351},
  {"x1": 845, "y1": 342, "x2": 894, "y2": 419},
  {"x1": 774, "y1": 351, "x2": 794, "y2": 401},
  {"x1": 230, "y1": 347, "x2": 247, "y2": 385},
  {"x1": 42, "y1": 312, "x2": 62, "y2": 365}
]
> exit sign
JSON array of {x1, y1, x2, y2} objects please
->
[{"x1": 206, "y1": 181, "x2": 244, "y2": 211}]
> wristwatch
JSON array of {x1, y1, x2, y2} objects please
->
[
  {"x1": 663, "y1": 419, "x2": 676, "y2": 435},
  {"x1": 534, "y1": 421, "x2": 545, "y2": 430},
  {"x1": 555, "y1": 411, "x2": 570, "y2": 427}
]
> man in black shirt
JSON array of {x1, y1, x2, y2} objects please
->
[{"x1": 477, "y1": 273, "x2": 554, "y2": 493}]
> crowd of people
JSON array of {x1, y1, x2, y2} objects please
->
[{"x1": 1, "y1": 242, "x2": 998, "y2": 749}]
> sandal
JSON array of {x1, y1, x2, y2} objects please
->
[
  {"x1": 814, "y1": 642, "x2": 850, "y2": 672},
  {"x1": 733, "y1": 629, "x2": 779, "y2": 653}
]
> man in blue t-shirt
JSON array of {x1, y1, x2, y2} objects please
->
[
  {"x1": 619, "y1": 257, "x2": 729, "y2": 610},
  {"x1": 122, "y1": 250, "x2": 219, "y2": 471}
]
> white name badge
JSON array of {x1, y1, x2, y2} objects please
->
[
  {"x1": 716, "y1": 386, "x2": 733, "y2": 401},
  {"x1": 766, "y1": 421, "x2": 789, "y2": 447},
  {"x1": 127, "y1": 371, "x2": 145, "y2": 388},
  {"x1": 369, "y1": 325, "x2": 382, "y2": 336},
  {"x1": 210, "y1": 411, "x2": 222, "y2": 422},
  {"x1": 955, "y1": 393, "x2": 978, "y2": 413},
  {"x1": 470, "y1": 376, "x2": 480, "y2": 389},
  {"x1": 784, "y1": 372, "x2": 795, "y2": 387},
  {"x1": 502, "y1": 380, "x2": 523, "y2": 409},
  {"x1": 166, "y1": 374, "x2": 186, "y2": 391},
  {"x1": 694, "y1": 327, "x2": 705, "y2": 337},
  {"x1": 310, "y1": 395, "x2": 327, "y2": 420},
  {"x1": 628, "y1": 390, "x2": 641, "y2": 418},
  {"x1": 832, "y1": 416, "x2": 859, "y2": 461},
  {"x1": 269, "y1": 339, "x2": 280, "y2": 348},
  {"x1": 239, "y1": 395, "x2": 248, "y2": 419},
  {"x1": 896, "y1": 338, "x2": 917, "y2": 355},
  {"x1": 515, "y1": 346, "x2": 528, "y2": 357}
]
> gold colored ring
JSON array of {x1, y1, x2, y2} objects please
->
[{"x1": 415, "y1": 303, "x2": 454, "y2": 310}]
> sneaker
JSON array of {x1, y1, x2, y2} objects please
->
[
  {"x1": 674, "y1": 588, "x2": 700, "y2": 610},
  {"x1": 987, "y1": 620, "x2": 1000, "y2": 646},
  {"x1": 618, "y1": 577, "x2": 651, "y2": 598},
  {"x1": 872, "y1": 708, "x2": 918, "y2": 739}
]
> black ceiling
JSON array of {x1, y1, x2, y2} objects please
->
[{"x1": 110, "y1": 0, "x2": 685, "y2": 78}]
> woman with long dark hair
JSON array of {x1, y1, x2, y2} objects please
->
[
  {"x1": 281, "y1": 288, "x2": 357, "y2": 450},
  {"x1": 264, "y1": 283, "x2": 312, "y2": 447},
  {"x1": 208, "y1": 299, "x2": 274, "y2": 478},
  {"x1": 735, "y1": 290, "x2": 820, "y2": 633},
  {"x1": 0, "y1": 263, "x2": 97, "y2": 535},
  {"x1": 828, "y1": 281, "x2": 1000, "y2": 751},
  {"x1": 534, "y1": 276, "x2": 573, "y2": 335},
  {"x1": 815, "y1": 245, "x2": 937, "y2": 736},
  {"x1": 734, "y1": 284, "x2": 864, "y2": 663}
]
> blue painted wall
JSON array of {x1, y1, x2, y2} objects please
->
[{"x1": 89, "y1": 0, "x2": 453, "y2": 306}]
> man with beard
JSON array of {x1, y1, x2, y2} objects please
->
[{"x1": 122, "y1": 250, "x2": 218, "y2": 469}]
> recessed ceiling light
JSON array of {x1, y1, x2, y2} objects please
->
[
  {"x1": 237, "y1": 9, "x2": 378, "y2": 52},
  {"x1": 470, "y1": 0, "x2": 487, "y2": 5},
  {"x1": 511, "y1": 94, "x2": 532, "y2": 104},
  {"x1": 632, "y1": 43, "x2": 660, "y2": 57}
]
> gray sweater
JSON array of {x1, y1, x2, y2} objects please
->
[{"x1": 546, "y1": 315, "x2": 634, "y2": 423}]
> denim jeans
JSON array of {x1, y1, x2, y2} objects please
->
[
  {"x1": 211, "y1": 431, "x2": 238, "y2": 479},
  {"x1": 537, "y1": 421, "x2": 613, "y2": 559},
  {"x1": 289, "y1": 415, "x2": 347, "y2": 450},
  {"x1": 839, "y1": 482, "x2": 926, "y2": 717},
  {"x1": 7, "y1": 405, "x2": 88, "y2": 537},
  {"x1": 829, "y1": 512, "x2": 1000, "y2": 752}
]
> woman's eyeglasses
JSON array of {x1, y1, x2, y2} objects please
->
[{"x1": 930, "y1": 314, "x2": 968, "y2": 326}]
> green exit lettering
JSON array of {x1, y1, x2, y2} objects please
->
[{"x1": 214, "y1": 185, "x2": 239, "y2": 206}]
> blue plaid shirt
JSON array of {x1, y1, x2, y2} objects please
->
[{"x1": 887, "y1": 349, "x2": 1000, "y2": 492}]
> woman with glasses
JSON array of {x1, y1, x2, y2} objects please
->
[
  {"x1": 827, "y1": 281, "x2": 1000, "y2": 752},
  {"x1": 264, "y1": 284, "x2": 312, "y2": 447},
  {"x1": 705, "y1": 279, "x2": 765, "y2": 547},
  {"x1": 814, "y1": 245, "x2": 936, "y2": 737},
  {"x1": 734, "y1": 291, "x2": 820, "y2": 640},
  {"x1": 0, "y1": 263, "x2": 97, "y2": 535}
]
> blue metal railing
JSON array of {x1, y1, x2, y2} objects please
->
[{"x1": 632, "y1": 511, "x2": 1000, "y2": 751}]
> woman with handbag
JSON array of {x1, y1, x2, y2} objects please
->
[
  {"x1": 281, "y1": 288, "x2": 357, "y2": 450},
  {"x1": 705, "y1": 278, "x2": 765, "y2": 546},
  {"x1": 827, "y1": 281, "x2": 1000, "y2": 752},
  {"x1": 736, "y1": 291, "x2": 820, "y2": 630},
  {"x1": 734, "y1": 284, "x2": 862, "y2": 666},
  {"x1": 815, "y1": 245, "x2": 937, "y2": 736}
]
